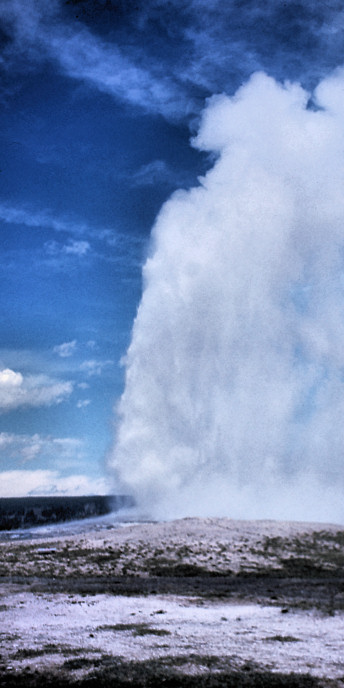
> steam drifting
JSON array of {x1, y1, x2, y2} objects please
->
[{"x1": 110, "y1": 71, "x2": 344, "y2": 523}]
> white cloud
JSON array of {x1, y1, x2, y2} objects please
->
[
  {"x1": 0, "y1": 368, "x2": 23, "y2": 386},
  {"x1": 0, "y1": 368, "x2": 73, "y2": 412},
  {"x1": 53, "y1": 340, "x2": 77, "y2": 358},
  {"x1": 110, "y1": 70, "x2": 344, "y2": 524},
  {"x1": 0, "y1": 469, "x2": 108, "y2": 497},
  {"x1": 77, "y1": 399, "x2": 91, "y2": 409},
  {"x1": 80, "y1": 359, "x2": 113, "y2": 377},
  {"x1": 0, "y1": 432, "x2": 84, "y2": 466}
]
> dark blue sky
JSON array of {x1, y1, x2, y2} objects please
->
[{"x1": 1, "y1": 0, "x2": 344, "y2": 496}]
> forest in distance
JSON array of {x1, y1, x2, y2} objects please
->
[{"x1": 0, "y1": 495, "x2": 134, "y2": 530}]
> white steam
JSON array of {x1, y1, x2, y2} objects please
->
[{"x1": 109, "y1": 71, "x2": 344, "y2": 523}]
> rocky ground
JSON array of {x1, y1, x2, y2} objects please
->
[{"x1": 0, "y1": 517, "x2": 344, "y2": 686}]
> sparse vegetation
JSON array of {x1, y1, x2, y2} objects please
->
[
  {"x1": 11, "y1": 644, "x2": 91, "y2": 660},
  {"x1": 1, "y1": 521, "x2": 344, "y2": 581},
  {"x1": 96, "y1": 622, "x2": 171, "y2": 636},
  {"x1": 0, "y1": 654, "x2": 328, "y2": 687},
  {"x1": 265, "y1": 635, "x2": 300, "y2": 643}
]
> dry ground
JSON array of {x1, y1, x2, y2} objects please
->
[{"x1": 0, "y1": 517, "x2": 344, "y2": 686}]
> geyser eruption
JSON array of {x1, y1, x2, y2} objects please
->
[{"x1": 110, "y1": 71, "x2": 344, "y2": 523}]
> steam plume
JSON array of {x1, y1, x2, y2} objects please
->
[{"x1": 109, "y1": 71, "x2": 344, "y2": 523}]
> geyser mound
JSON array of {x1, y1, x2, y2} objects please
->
[{"x1": 109, "y1": 70, "x2": 344, "y2": 523}]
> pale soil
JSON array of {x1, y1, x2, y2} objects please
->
[{"x1": 0, "y1": 517, "x2": 344, "y2": 686}]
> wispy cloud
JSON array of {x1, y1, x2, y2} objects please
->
[
  {"x1": 0, "y1": 432, "x2": 83, "y2": 465},
  {"x1": 45, "y1": 239, "x2": 91, "y2": 257},
  {"x1": 64, "y1": 240, "x2": 90, "y2": 256},
  {"x1": 0, "y1": 368, "x2": 73, "y2": 412},
  {"x1": 77, "y1": 382, "x2": 89, "y2": 390},
  {"x1": 0, "y1": 0, "x2": 194, "y2": 121},
  {"x1": 130, "y1": 160, "x2": 191, "y2": 188},
  {"x1": 0, "y1": 201, "x2": 143, "y2": 267},
  {"x1": 0, "y1": 202, "x2": 92, "y2": 235},
  {"x1": 2, "y1": 0, "x2": 344, "y2": 127},
  {"x1": 76, "y1": 399, "x2": 91, "y2": 409},
  {"x1": 80, "y1": 359, "x2": 113, "y2": 377},
  {"x1": 53, "y1": 340, "x2": 77, "y2": 358},
  {"x1": 49, "y1": 26, "x2": 192, "y2": 120},
  {"x1": 181, "y1": 0, "x2": 344, "y2": 92}
]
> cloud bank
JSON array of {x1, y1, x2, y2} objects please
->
[
  {"x1": 110, "y1": 70, "x2": 344, "y2": 524},
  {"x1": 0, "y1": 469, "x2": 108, "y2": 497}
]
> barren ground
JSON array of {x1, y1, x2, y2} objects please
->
[{"x1": 0, "y1": 516, "x2": 344, "y2": 686}]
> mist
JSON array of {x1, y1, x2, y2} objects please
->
[{"x1": 109, "y1": 71, "x2": 344, "y2": 523}]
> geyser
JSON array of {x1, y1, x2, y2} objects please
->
[{"x1": 109, "y1": 71, "x2": 344, "y2": 523}]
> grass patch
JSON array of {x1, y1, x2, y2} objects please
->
[
  {"x1": 150, "y1": 562, "x2": 230, "y2": 577},
  {"x1": 265, "y1": 635, "x2": 300, "y2": 643},
  {"x1": 63, "y1": 657, "x2": 100, "y2": 670},
  {"x1": 96, "y1": 623, "x2": 171, "y2": 636},
  {"x1": 0, "y1": 654, "x2": 325, "y2": 687},
  {"x1": 134, "y1": 626, "x2": 171, "y2": 637},
  {"x1": 11, "y1": 644, "x2": 92, "y2": 659}
]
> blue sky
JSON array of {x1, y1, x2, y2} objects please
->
[{"x1": 1, "y1": 0, "x2": 344, "y2": 498}]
